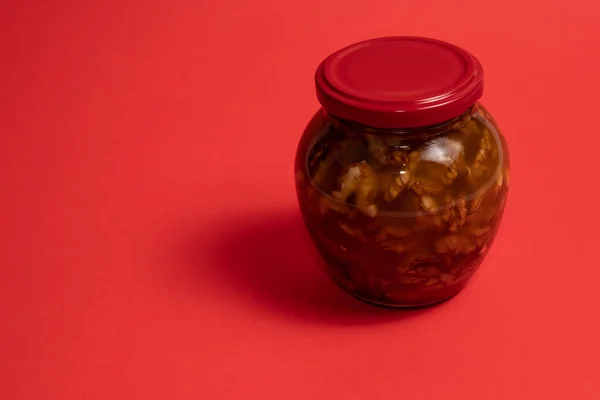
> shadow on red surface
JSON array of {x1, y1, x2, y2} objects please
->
[{"x1": 178, "y1": 209, "x2": 433, "y2": 325}]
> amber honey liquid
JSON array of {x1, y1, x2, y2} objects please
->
[{"x1": 295, "y1": 104, "x2": 510, "y2": 307}]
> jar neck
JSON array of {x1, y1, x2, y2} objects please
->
[{"x1": 327, "y1": 106, "x2": 475, "y2": 139}]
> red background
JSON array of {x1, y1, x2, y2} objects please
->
[{"x1": 2, "y1": 1, "x2": 599, "y2": 399}]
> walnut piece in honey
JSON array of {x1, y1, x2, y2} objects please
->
[{"x1": 333, "y1": 161, "x2": 378, "y2": 217}]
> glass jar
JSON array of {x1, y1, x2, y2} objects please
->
[{"x1": 294, "y1": 37, "x2": 510, "y2": 307}]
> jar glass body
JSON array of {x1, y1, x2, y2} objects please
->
[{"x1": 294, "y1": 104, "x2": 510, "y2": 307}]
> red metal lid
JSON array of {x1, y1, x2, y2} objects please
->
[{"x1": 315, "y1": 37, "x2": 484, "y2": 129}]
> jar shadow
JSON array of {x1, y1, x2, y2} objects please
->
[{"x1": 184, "y1": 209, "x2": 433, "y2": 326}]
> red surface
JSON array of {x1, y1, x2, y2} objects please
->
[
  {"x1": 316, "y1": 37, "x2": 483, "y2": 128},
  {"x1": 1, "y1": 1, "x2": 599, "y2": 399}
]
